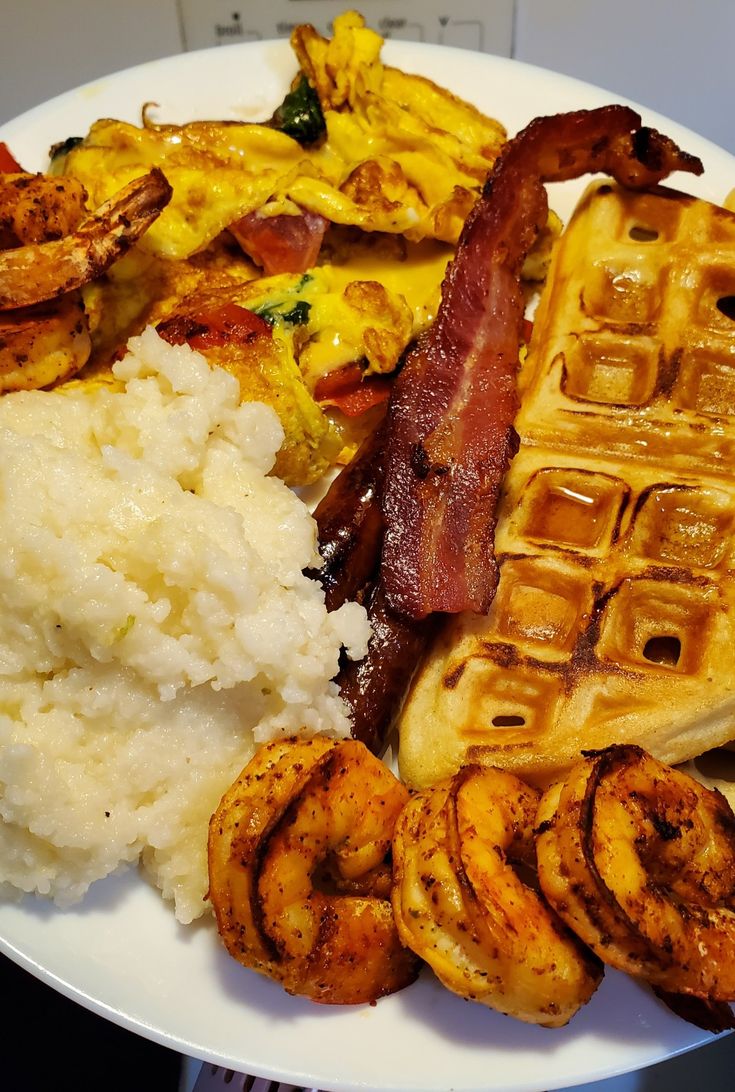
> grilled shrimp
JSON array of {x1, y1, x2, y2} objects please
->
[
  {"x1": 208, "y1": 737, "x2": 419, "y2": 1004},
  {"x1": 0, "y1": 174, "x2": 87, "y2": 247},
  {"x1": 0, "y1": 293, "x2": 91, "y2": 392},
  {"x1": 536, "y1": 745, "x2": 735, "y2": 1003},
  {"x1": 0, "y1": 168, "x2": 172, "y2": 310},
  {"x1": 391, "y1": 765, "x2": 603, "y2": 1026},
  {"x1": 0, "y1": 174, "x2": 91, "y2": 390}
]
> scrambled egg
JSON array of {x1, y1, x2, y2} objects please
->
[
  {"x1": 51, "y1": 11, "x2": 511, "y2": 483},
  {"x1": 60, "y1": 12, "x2": 506, "y2": 259}
]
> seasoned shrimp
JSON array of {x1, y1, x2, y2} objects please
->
[
  {"x1": 0, "y1": 293, "x2": 90, "y2": 392},
  {"x1": 208, "y1": 737, "x2": 419, "y2": 1004},
  {"x1": 391, "y1": 765, "x2": 603, "y2": 1026},
  {"x1": 0, "y1": 168, "x2": 172, "y2": 310},
  {"x1": 536, "y1": 745, "x2": 735, "y2": 1003},
  {"x1": 0, "y1": 174, "x2": 92, "y2": 390},
  {"x1": 0, "y1": 174, "x2": 87, "y2": 247}
]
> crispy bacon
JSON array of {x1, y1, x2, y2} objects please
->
[
  {"x1": 311, "y1": 423, "x2": 436, "y2": 754},
  {"x1": 229, "y1": 207, "x2": 329, "y2": 274},
  {"x1": 380, "y1": 105, "x2": 703, "y2": 619},
  {"x1": 310, "y1": 423, "x2": 386, "y2": 612},
  {"x1": 335, "y1": 587, "x2": 438, "y2": 753}
]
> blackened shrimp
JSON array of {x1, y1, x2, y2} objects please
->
[
  {"x1": 536, "y1": 745, "x2": 735, "y2": 1004},
  {"x1": 0, "y1": 173, "x2": 87, "y2": 248},
  {"x1": 0, "y1": 168, "x2": 172, "y2": 310},
  {"x1": 208, "y1": 737, "x2": 419, "y2": 1004},
  {"x1": 0, "y1": 294, "x2": 91, "y2": 392},
  {"x1": 391, "y1": 764, "x2": 603, "y2": 1026}
]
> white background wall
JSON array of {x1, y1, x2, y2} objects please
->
[
  {"x1": 514, "y1": 0, "x2": 735, "y2": 154},
  {"x1": 1, "y1": 0, "x2": 181, "y2": 121}
]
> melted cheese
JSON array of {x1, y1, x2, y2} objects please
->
[
  {"x1": 323, "y1": 235, "x2": 451, "y2": 331},
  {"x1": 59, "y1": 13, "x2": 505, "y2": 260},
  {"x1": 225, "y1": 232, "x2": 451, "y2": 384},
  {"x1": 52, "y1": 13, "x2": 507, "y2": 485}
]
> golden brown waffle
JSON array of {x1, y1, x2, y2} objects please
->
[{"x1": 398, "y1": 180, "x2": 735, "y2": 789}]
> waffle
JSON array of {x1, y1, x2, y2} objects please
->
[{"x1": 398, "y1": 179, "x2": 735, "y2": 789}]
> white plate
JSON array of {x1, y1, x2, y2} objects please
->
[{"x1": 0, "y1": 38, "x2": 733, "y2": 1092}]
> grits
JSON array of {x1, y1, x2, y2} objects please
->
[{"x1": 0, "y1": 327, "x2": 369, "y2": 923}]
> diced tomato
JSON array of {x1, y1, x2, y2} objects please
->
[
  {"x1": 230, "y1": 208, "x2": 328, "y2": 275},
  {"x1": 522, "y1": 318, "x2": 534, "y2": 344},
  {"x1": 157, "y1": 302, "x2": 272, "y2": 350},
  {"x1": 314, "y1": 362, "x2": 363, "y2": 400},
  {"x1": 314, "y1": 362, "x2": 393, "y2": 417},
  {"x1": 0, "y1": 142, "x2": 23, "y2": 172}
]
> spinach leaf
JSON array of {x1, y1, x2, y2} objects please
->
[
  {"x1": 255, "y1": 300, "x2": 312, "y2": 328},
  {"x1": 49, "y1": 136, "x2": 83, "y2": 162},
  {"x1": 269, "y1": 76, "x2": 326, "y2": 147}
]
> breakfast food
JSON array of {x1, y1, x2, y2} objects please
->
[
  {"x1": 391, "y1": 764, "x2": 603, "y2": 1026},
  {"x1": 398, "y1": 179, "x2": 735, "y2": 788},
  {"x1": 0, "y1": 7, "x2": 518, "y2": 933},
  {"x1": 536, "y1": 745, "x2": 735, "y2": 1003},
  {"x1": 314, "y1": 107, "x2": 703, "y2": 761},
  {"x1": 208, "y1": 736, "x2": 419, "y2": 1003},
  {"x1": 210, "y1": 736, "x2": 735, "y2": 1029},
  {"x1": 380, "y1": 109, "x2": 702, "y2": 624},
  {"x1": 38, "y1": 11, "x2": 513, "y2": 483},
  {"x1": 59, "y1": 13, "x2": 505, "y2": 260},
  {"x1": 0, "y1": 169, "x2": 171, "y2": 390},
  {"x1": 155, "y1": 298, "x2": 342, "y2": 486},
  {"x1": 0, "y1": 172, "x2": 87, "y2": 245},
  {"x1": 4, "y1": 11, "x2": 735, "y2": 1073},
  {"x1": 0, "y1": 327, "x2": 368, "y2": 923},
  {"x1": 0, "y1": 169, "x2": 172, "y2": 311}
]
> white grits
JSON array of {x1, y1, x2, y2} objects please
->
[{"x1": 0, "y1": 327, "x2": 369, "y2": 922}]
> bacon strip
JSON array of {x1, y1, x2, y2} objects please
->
[
  {"x1": 311, "y1": 422, "x2": 435, "y2": 754},
  {"x1": 335, "y1": 587, "x2": 439, "y2": 754},
  {"x1": 380, "y1": 105, "x2": 703, "y2": 619},
  {"x1": 310, "y1": 423, "x2": 386, "y2": 613}
]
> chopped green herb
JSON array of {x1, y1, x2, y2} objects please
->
[
  {"x1": 254, "y1": 300, "x2": 312, "y2": 328},
  {"x1": 269, "y1": 76, "x2": 326, "y2": 147},
  {"x1": 49, "y1": 136, "x2": 83, "y2": 162},
  {"x1": 113, "y1": 615, "x2": 136, "y2": 641}
]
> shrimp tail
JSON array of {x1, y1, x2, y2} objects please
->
[{"x1": 0, "y1": 168, "x2": 173, "y2": 309}]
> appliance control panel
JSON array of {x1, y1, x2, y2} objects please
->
[{"x1": 178, "y1": 0, "x2": 514, "y2": 56}]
